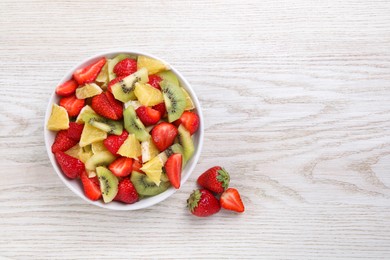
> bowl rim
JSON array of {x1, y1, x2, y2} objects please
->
[{"x1": 44, "y1": 49, "x2": 204, "y2": 210}]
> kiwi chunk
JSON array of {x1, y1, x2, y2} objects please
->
[
  {"x1": 82, "y1": 112, "x2": 123, "y2": 135},
  {"x1": 123, "y1": 106, "x2": 150, "y2": 142},
  {"x1": 96, "y1": 166, "x2": 118, "y2": 203},
  {"x1": 161, "y1": 80, "x2": 186, "y2": 122},
  {"x1": 111, "y1": 68, "x2": 148, "y2": 103},
  {"x1": 164, "y1": 143, "x2": 184, "y2": 157},
  {"x1": 157, "y1": 71, "x2": 179, "y2": 87},
  {"x1": 85, "y1": 151, "x2": 116, "y2": 171},
  {"x1": 178, "y1": 125, "x2": 194, "y2": 162},
  {"x1": 131, "y1": 171, "x2": 170, "y2": 197}
]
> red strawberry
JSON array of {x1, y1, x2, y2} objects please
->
[
  {"x1": 105, "y1": 91, "x2": 123, "y2": 118},
  {"x1": 67, "y1": 122, "x2": 84, "y2": 141},
  {"x1": 80, "y1": 171, "x2": 101, "y2": 201},
  {"x1": 59, "y1": 95, "x2": 85, "y2": 117},
  {"x1": 51, "y1": 130, "x2": 77, "y2": 153},
  {"x1": 148, "y1": 75, "x2": 162, "y2": 90},
  {"x1": 91, "y1": 92, "x2": 123, "y2": 120},
  {"x1": 55, "y1": 79, "x2": 78, "y2": 97},
  {"x1": 220, "y1": 188, "x2": 245, "y2": 213},
  {"x1": 132, "y1": 159, "x2": 144, "y2": 173},
  {"x1": 164, "y1": 153, "x2": 182, "y2": 189},
  {"x1": 187, "y1": 189, "x2": 221, "y2": 217},
  {"x1": 152, "y1": 102, "x2": 166, "y2": 117},
  {"x1": 114, "y1": 178, "x2": 139, "y2": 204},
  {"x1": 55, "y1": 151, "x2": 85, "y2": 179},
  {"x1": 109, "y1": 157, "x2": 133, "y2": 177},
  {"x1": 73, "y1": 57, "x2": 106, "y2": 85},
  {"x1": 197, "y1": 166, "x2": 230, "y2": 194},
  {"x1": 174, "y1": 111, "x2": 200, "y2": 135},
  {"x1": 136, "y1": 106, "x2": 161, "y2": 126},
  {"x1": 113, "y1": 58, "x2": 137, "y2": 77},
  {"x1": 103, "y1": 130, "x2": 128, "y2": 155},
  {"x1": 151, "y1": 122, "x2": 178, "y2": 151},
  {"x1": 107, "y1": 76, "x2": 126, "y2": 92}
]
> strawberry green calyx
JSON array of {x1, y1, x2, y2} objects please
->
[
  {"x1": 187, "y1": 189, "x2": 202, "y2": 212},
  {"x1": 216, "y1": 168, "x2": 230, "y2": 190}
]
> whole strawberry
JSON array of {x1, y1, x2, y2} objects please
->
[
  {"x1": 197, "y1": 166, "x2": 230, "y2": 194},
  {"x1": 187, "y1": 189, "x2": 220, "y2": 217}
]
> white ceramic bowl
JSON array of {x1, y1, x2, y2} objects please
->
[{"x1": 44, "y1": 50, "x2": 204, "y2": 210}]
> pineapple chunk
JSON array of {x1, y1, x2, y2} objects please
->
[{"x1": 47, "y1": 104, "x2": 69, "y2": 131}]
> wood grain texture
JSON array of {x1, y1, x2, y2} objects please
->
[{"x1": 1, "y1": 0, "x2": 390, "y2": 259}]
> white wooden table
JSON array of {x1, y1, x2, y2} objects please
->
[{"x1": 1, "y1": 0, "x2": 390, "y2": 259}]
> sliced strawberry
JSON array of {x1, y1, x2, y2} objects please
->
[
  {"x1": 80, "y1": 171, "x2": 101, "y2": 201},
  {"x1": 136, "y1": 106, "x2": 161, "y2": 126},
  {"x1": 113, "y1": 58, "x2": 137, "y2": 77},
  {"x1": 107, "y1": 76, "x2": 126, "y2": 92},
  {"x1": 152, "y1": 102, "x2": 166, "y2": 117},
  {"x1": 114, "y1": 178, "x2": 139, "y2": 204},
  {"x1": 105, "y1": 91, "x2": 123, "y2": 119},
  {"x1": 132, "y1": 159, "x2": 144, "y2": 173},
  {"x1": 220, "y1": 188, "x2": 245, "y2": 213},
  {"x1": 103, "y1": 130, "x2": 128, "y2": 155},
  {"x1": 151, "y1": 122, "x2": 178, "y2": 151},
  {"x1": 51, "y1": 130, "x2": 78, "y2": 153},
  {"x1": 73, "y1": 57, "x2": 106, "y2": 85},
  {"x1": 91, "y1": 92, "x2": 123, "y2": 120},
  {"x1": 164, "y1": 153, "x2": 182, "y2": 189},
  {"x1": 67, "y1": 122, "x2": 84, "y2": 142},
  {"x1": 109, "y1": 157, "x2": 133, "y2": 177},
  {"x1": 55, "y1": 79, "x2": 78, "y2": 97},
  {"x1": 55, "y1": 151, "x2": 85, "y2": 179},
  {"x1": 148, "y1": 75, "x2": 162, "y2": 90},
  {"x1": 173, "y1": 111, "x2": 200, "y2": 135},
  {"x1": 59, "y1": 95, "x2": 85, "y2": 117}
]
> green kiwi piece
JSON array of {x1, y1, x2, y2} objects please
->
[
  {"x1": 96, "y1": 166, "x2": 118, "y2": 203},
  {"x1": 85, "y1": 151, "x2": 116, "y2": 171},
  {"x1": 161, "y1": 80, "x2": 186, "y2": 122},
  {"x1": 111, "y1": 68, "x2": 148, "y2": 103},
  {"x1": 164, "y1": 143, "x2": 184, "y2": 157},
  {"x1": 165, "y1": 143, "x2": 186, "y2": 166},
  {"x1": 157, "y1": 71, "x2": 179, "y2": 87},
  {"x1": 178, "y1": 125, "x2": 194, "y2": 162},
  {"x1": 123, "y1": 105, "x2": 150, "y2": 142},
  {"x1": 82, "y1": 112, "x2": 123, "y2": 135},
  {"x1": 131, "y1": 171, "x2": 170, "y2": 196},
  {"x1": 108, "y1": 54, "x2": 134, "y2": 81}
]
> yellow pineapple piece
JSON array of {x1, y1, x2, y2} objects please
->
[
  {"x1": 91, "y1": 141, "x2": 108, "y2": 154},
  {"x1": 137, "y1": 55, "x2": 169, "y2": 75},
  {"x1": 79, "y1": 123, "x2": 107, "y2": 147},
  {"x1": 95, "y1": 61, "x2": 109, "y2": 89},
  {"x1": 75, "y1": 83, "x2": 102, "y2": 99},
  {"x1": 117, "y1": 134, "x2": 142, "y2": 159},
  {"x1": 182, "y1": 88, "x2": 195, "y2": 110},
  {"x1": 134, "y1": 82, "x2": 164, "y2": 106},
  {"x1": 47, "y1": 104, "x2": 69, "y2": 131},
  {"x1": 140, "y1": 155, "x2": 164, "y2": 186},
  {"x1": 141, "y1": 139, "x2": 159, "y2": 163},
  {"x1": 64, "y1": 144, "x2": 81, "y2": 159}
]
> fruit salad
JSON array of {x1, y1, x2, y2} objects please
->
[{"x1": 47, "y1": 54, "x2": 200, "y2": 204}]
